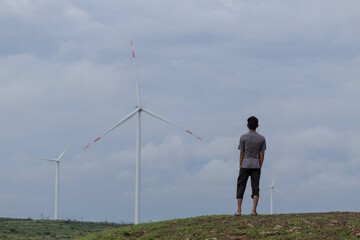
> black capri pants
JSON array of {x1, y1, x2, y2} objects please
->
[{"x1": 236, "y1": 168, "x2": 261, "y2": 199}]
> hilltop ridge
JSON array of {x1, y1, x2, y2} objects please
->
[{"x1": 81, "y1": 212, "x2": 360, "y2": 240}]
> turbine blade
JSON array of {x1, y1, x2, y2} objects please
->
[
  {"x1": 59, "y1": 163, "x2": 69, "y2": 182},
  {"x1": 83, "y1": 108, "x2": 139, "y2": 150},
  {"x1": 272, "y1": 176, "x2": 276, "y2": 186},
  {"x1": 142, "y1": 108, "x2": 202, "y2": 140},
  {"x1": 131, "y1": 40, "x2": 141, "y2": 107},
  {"x1": 38, "y1": 158, "x2": 58, "y2": 162},
  {"x1": 264, "y1": 186, "x2": 272, "y2": 190},
  {"x1": 58, "y1": 144, "x2": 70, "y2": 161},
  {"x1": 274, "y1": 186, "x2": 282, "y2": 195}
]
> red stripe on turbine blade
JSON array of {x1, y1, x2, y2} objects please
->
[
  {"x1": 186, "y1": 130, "x2": 193, "y2": 134},
  {"x1": 197, "y1": 136, "x2": 202, "y2": 140},
  {"x1": 94, "y1": 137, "x2": 101, "y2": 142},
  {"x1": 83, "y1": 145, "x2": 89, "y2": 150},
  {"x1": 132, "y1": 51, "x2": 135, "y2": 58},
  {"x1": 131, "y1": 40, "x2": 133, "y2": 46}
]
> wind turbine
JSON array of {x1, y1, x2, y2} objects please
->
[
  {"x1": 37, "y1": 145, "x2": 70, "y2": 220},
  {"x1": 265, "y1": 176, "x2": 281, "y2": 214},
  {"x1": 84, "y1": 41, "x2": 202, "y2": 225}
]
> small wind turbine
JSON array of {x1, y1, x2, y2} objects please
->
[
  {"x1": 37, "y1": 145, "x2": 70, "y2": 220},
  {"x1": 84, "y1": 41, "x2": 201, "y2": 225},
  {"x1": 265, "y1": 176, "x2": 281, "y2": 214}
]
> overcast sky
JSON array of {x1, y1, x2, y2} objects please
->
[{"x1": 1, "y1": 0, "x2": 360, "y2": 223}]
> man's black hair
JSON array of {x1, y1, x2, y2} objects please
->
[{"x1": 247, "y1": 116, "x2": 259, "y2": 130}]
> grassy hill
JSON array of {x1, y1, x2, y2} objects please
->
[
  {"x1": 81, "y1": 212, "x2": 360, "y2": 240},
  {"x1": 0, "y1": 218, "x2": 126, "y2": 240},
  {"x1": 1, "y1": 212, "x2": 359, "y2": 239}
]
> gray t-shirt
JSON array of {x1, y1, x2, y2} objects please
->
[{"x1": 238, "y1": 131, "x2": 266, "y2": 169}]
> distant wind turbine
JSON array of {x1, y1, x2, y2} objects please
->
[
  {"x1": 37, "y1": 145, "x2": 70, "y2": 220},
  {"x1": 84, "y1": 41, "x2": 201, "y2": 225},
  {"x1": 265, "y1": 176, "x2": 281, "y2": 214}
]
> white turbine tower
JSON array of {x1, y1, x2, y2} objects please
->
[
  {"x1": 37, "y1": 145, "x2": 70, "y2": 220},
  {"x1": 265, "y1": 176, "x2": 281, "y2": 214},
  {"x1": 84, "y1": 41, "x2": 202, "y2": 225}
]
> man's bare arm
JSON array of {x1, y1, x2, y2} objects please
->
[
  {"x1": 240, "y1": 150, "x2": 245, "y2": 168},
  {"x1": 259, "y1": 150, "x2": 265, "y2": 169}
]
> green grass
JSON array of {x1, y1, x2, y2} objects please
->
[
  {"x1": 81, "y1": 212, "x2": 360, "y2": 240},
  {"x1": 1, "y1": 212, "x2": 359, "y2": 239},
  {"x1": 0, "y1": 218, "x2": 126, "y2": 240}
]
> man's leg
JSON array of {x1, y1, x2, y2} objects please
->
[
  {"x1": 236, "y1": 198, "x2": 243, "y2": 215},
  {"x1": 252, "y1": 195, "x2": 259, "y2": 215},
  {"x1": 250, "y1": 169, "x2": 261, "y2": 215},
  {"x1": 236, "y1": 168, "x2": 249, "y2": 215}
]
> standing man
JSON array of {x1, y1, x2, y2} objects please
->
[{"x1": 235, "y1": 116, "x2": 266, "y2": 216}]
